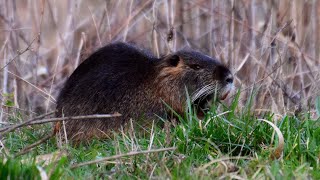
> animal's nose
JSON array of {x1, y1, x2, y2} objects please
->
[{"x1": 225, "y1": 75, "x2": 233, "y2": 84}]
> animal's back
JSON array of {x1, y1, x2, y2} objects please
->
[
  {"x1": 55, "y1": 42, "x2": 158, "y2": 140},
  {"x1": 57, "y1": 42, "x2": 155, "y2": 105}
]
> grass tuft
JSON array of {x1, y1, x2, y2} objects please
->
[{"x1": 1, "y1": 92, "x2": 319, "y2": 179}]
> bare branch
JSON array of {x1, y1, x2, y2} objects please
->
[
  {"x1": 0, "y1": 35, "x2": 39, "y2": 71},
  {"x1": 0, "y1": 111, "x2": 54, "y2": 135},
  {"x1": 71, "y1": 147, "x2": 176, "y2": 169},
  {"x1": 14, "y1": 131, "x2": 55, "y2": 157},
  {"x1": 0, "y1": 113, "x2": 122, "y2": 136}
]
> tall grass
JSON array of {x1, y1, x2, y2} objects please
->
[{"x1": 1, "y1": 91, "x2": 320, "y2": 178}]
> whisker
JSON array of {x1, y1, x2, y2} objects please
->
[
  {"x1": 191, "y1": 84, "x2": 212, "y2": 101},
  {"x1": 191, "y1": 83, "x2": 216, "y2": 102}
]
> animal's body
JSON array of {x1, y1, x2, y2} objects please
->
[{"x1": 55, "y1": 42, "x2": 233, "y2": 141}]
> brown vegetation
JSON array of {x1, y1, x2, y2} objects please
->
[{"x1": 0, "y1": 0, "x2": 319, "y2": 121}]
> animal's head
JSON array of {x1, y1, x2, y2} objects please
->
[{"x1": 155, "y1": 50, "x2": 234, "y2": 117}]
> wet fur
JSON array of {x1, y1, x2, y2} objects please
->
[{"x1": 55, "y1": 42, "x2": 232, "y2": 141}]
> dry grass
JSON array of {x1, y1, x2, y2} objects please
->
[{"x1": 0, "y1": 0, "x2": 319, "y2": 121}]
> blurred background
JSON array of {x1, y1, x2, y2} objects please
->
[{"x1": 0, "y1": 0, "x2": 319, "y2": 120}]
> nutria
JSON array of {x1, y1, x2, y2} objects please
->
[{"x1": 55, "y1": 42, "x2": 234, "y2": 142}]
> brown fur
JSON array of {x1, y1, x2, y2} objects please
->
[{"x1": 55, "y1": 42, "x2": 233, "y2": 142}]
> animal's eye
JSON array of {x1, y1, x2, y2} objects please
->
[{"x1": 189, "y1": 64, "x2": 201, "y2": 70}]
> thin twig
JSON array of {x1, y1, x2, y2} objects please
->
[
  {"x1": 0, "y1": 111, "x2": 54, "y2": 135},
  {"x1": 88, "y1": 6, "x2": 102, "y2": 47},
  {"x1": 0, "y1": 35, "x2": 38, "y2": 71},
  {"x1": 7, "y1": 71, "x2": 56, "y2": 103},
  {"x1": 0, "y1": 13, "x2": 29, "y2": 44},
  {"x1": 71, "y1": 147, "x2": 176, "y2": 169},
  {"x1": 29, "y1": 114, "x2": 122, "y2": 125},
  {"x1": 222, "y1": 20, "x2": 297, "y2": 104},
  {"x1": 0, "y1": 114, "x2": 122, "y2": 135},
  {"x1": 123, "y1": 0, "x2": 133, "y2": 42},
  {"x1": 196, "y1": 156, "x2": 252, "y2": 173},
  {"x1": 226, "y1": 56, "x2": 288, "y2": 100},
  {"x1": 14, "y1": 131, "x2": 55, "y2": 157},
  {"x1": 112, "y1": 0, "x2": 153, "y2": 38}
]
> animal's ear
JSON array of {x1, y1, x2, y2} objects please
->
[{"x1": 165, "y1": 54, "x2": 181, "y2": 67}]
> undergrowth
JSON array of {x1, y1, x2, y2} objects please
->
[{"x1": 1, "y1": 92, "x2": 320, "y2": 179}]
